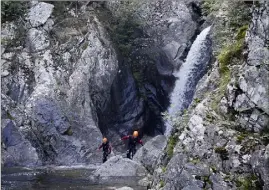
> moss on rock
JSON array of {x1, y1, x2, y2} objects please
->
[{"x1": 166, "y1": 135, "x2": 178, "y2": 159}]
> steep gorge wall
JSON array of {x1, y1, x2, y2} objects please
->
[
  {"x1": 151, "y1": 1, "x2": 269, "y2": 189},
  {"x1": 1, "y1": 0, "x2": 204, "y2": 166},
  {"x1": 1, "y1": 2, "x2": 118, "y2": 166},
  {"x1": 97, "y1": 0, "x2": 204, "y2": 139}
]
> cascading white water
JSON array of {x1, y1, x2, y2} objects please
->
[{"x1": 165, "y1": 26, "x2": 212, "y2": 136}]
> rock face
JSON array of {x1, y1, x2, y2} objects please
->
[
  {"x1": 1, "y1": 2, "x2": 118, "y2": 166},
  {"x1": 2, "y1": 5, "x2": 268, "y2": 190},
  {"x1": 98, "y1": 0, "x2": 201, "y2": 138},
  {"x1": 251, "y1": 145, "x2": 269, "y2": 189},
  {"x1": 151, "y1": 1, "x2": 269, "y2": 190},
  {"x1": 1, "y1": 120, "x2": 40, "y2": 167},
  {"x1": 134, "y1": 135, "x2": 167, "y2": 173},
  {"x1": 227, "y1": 2, "x2": 269, "y2": 132}
]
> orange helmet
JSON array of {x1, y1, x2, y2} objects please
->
[
  {"x1": 133, "y1": 131, "x2": 138, "y2": 137},
  {"x1": 103, "y1": 138, "x2": 107, "y2": 143}
]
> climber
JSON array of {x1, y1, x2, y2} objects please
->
[
  {"x1": 121, "y1": 131, "x2": 143, "y2": 159},
  {"x1": 98, "y1": 137, "x2": 112, "y2": 163}
]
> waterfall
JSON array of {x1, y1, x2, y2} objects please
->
[{"x1": 165, "y1": 26, "x2": 212, "y2": 136}]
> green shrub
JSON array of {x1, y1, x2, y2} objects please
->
[
  {"x1": 160, "y1": 180, "x2": 165, "y2": 188},
  {"x1": 218, "y1": 25, "x2": 248, "y2": 71},
  {"x1": 235, "y1": 175, "x2": 261, "y2": 190},
  {"x1": 166, "y1": 135, "x2": 178, "y2": 159},
  {"x1": 218, "y1": 41, "x2": 244, "y2": 75},
  {"x1": 201, "y1": 0, "x2": 220, "y2": 16},
  {"x1": 63, "y1": 127, "x2": 73, "y2": 136},
  {"x1": 6, "y1": 111, "x2": 14, "y2": 120},
  {"x1": 227, "y1": 2, "x2": 252, "y2": 29},
  {"x1": 211, "y1": 25, "x2": 248, "y2": 112},
  {"x1": 194, "y1": 98, "x2": 201, "y2": 104},
  {"x1": 211, "y1": 166, "x2": 217, "y2": 173},
  {"x1": 1, "y1": 2, "x2": 28, "y2": 22},
  {"x1": 236, "y1": 133, "x2": 247, "y2": 144},
  {"x1": 235, "y1": 25, "x2": 248, "y2": 41}
]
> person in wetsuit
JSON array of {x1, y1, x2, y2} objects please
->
[
  {"x1": 121, "y1": 131, "x2": 143, "y2": 159},
  {"x1": 98, "y1": 137, "x2": 112, "y2": 163}
]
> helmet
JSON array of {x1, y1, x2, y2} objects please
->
[
  {"x1": 103, "y1": 138, "x2": 107, "y2": 143},
  {"x1": 133, "y1": 131, "x2": 138, "y2": 137}
]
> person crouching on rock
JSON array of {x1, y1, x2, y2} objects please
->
[
  {"x1": 121, "y1": 131, "x2": 143, "y2": 159},
  {"x1": 98, "y1": 137, "x2": 112, "y2": 163}
]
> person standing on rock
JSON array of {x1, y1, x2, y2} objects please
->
[
  {"x1": 98, "y1": 137, "x2": 112, "y2": 163},
  {"x1": 121, "y1": 131, "x2": 143, "y2": 159}
]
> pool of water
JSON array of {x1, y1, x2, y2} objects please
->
[{"x1": 1, "y1": 167, "x2": 147, "y2": 190}]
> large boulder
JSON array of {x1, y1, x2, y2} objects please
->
[
  {"x1": 91, "y1": 156, "x2": 148, "y2": 186},
  {"x1": 133, "y1": 135, "x2": 167, "y2": 173},
  {"x1": 26, "y1": 2, "x2": 54, "y2": 28},
  {"x1": 93, "y1": 156, "x2": 147, "y2": 177},
  {"x1": 1, "y1": 121, "x2": 40, "y2": 167}
]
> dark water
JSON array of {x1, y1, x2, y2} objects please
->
[{"x1": 1, "y1": 167, "x2": 147, "y2": 190}]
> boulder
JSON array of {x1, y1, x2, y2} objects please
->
[
  {"x1": 133, "y1": 135, "x2": 167, "y2": 173},
  {"x1": 1, "y1": 121, "x2": 40, "y2": 167},
  {"x1": 93, "y1": 156, "x2": 147, "y2": 177},
  {"x1": 26, "y1": 2, "x2": 54, "y2": 28},
  {"x1": 238, "y1": 66, "x2": 269, "y2": 114}
]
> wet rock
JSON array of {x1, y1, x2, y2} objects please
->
[
  {"x1": 116, "y1": 187, "x2": 134, "y2": 190},
  {"x1": 1, "y1": 121, "x2": 39, "y2": 167},
  {"x1": 134, "y1": 135, "x2": 167, "y2": 173},
  {"x1": 93, "y1": 156, "x2": 147, "y2": 177},
  {"x1": 26, "y1": 2, "x2": 54, "y2": 28}
]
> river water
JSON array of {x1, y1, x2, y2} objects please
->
[{"x1": 2, "y1": 166, "x2": 147, "y2": 190}]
